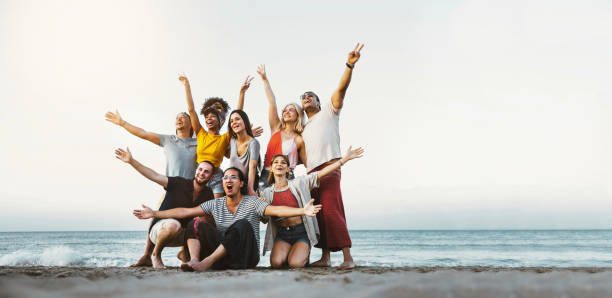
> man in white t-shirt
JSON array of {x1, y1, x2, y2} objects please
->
[{"x1": 301, "y1": 43, "x2": 364, "y2": 270}]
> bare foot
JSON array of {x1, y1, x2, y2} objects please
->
[
  {"x1": 309, "y1": 258, "x2": 331, "y2": 267},
  {"x1": 130, "y1": 255, "x2": 152, "y2": 267},
  {"x1": 177, "y1": 248, "x2": 188, "y2": 263},
  {"x1": 338, "y1": 260, "x2": 355, "y2": 270},
  {"x1": 151, "y1": 255, "x2": 165, "y2": 269},
  {"x1": 191, "y1": 258, "x2": 215, "y2": 272},
  {"x1": 180, "y1": 263, "x2": 194, "y2": 272}
]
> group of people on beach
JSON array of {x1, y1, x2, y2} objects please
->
[{"x1": 107, "y1": 43, "x2": 365, "y2": 271}]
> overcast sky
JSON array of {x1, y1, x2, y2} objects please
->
[{"x1": 1, "y1": 0, "x2": 611, "y2": 231}]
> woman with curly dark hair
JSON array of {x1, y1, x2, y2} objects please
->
[{"x1": 179, "y1": 74, "x2": 258, "y2": 198}]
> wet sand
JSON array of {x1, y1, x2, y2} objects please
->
[{"x1": 1, "y1": 266, "x2": 612, "y2": 298}]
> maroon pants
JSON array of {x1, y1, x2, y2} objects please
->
[{"x1": 309, "y1": 162, "x2": 351, "y2": 251}]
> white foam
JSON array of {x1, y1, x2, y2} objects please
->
[{"x1": 0, "y1": 246, "x2": 86, "y2": 266}]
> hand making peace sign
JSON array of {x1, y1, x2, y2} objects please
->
[{"x1": 347, "y1": 43, "x2": 365, "y2": 66}]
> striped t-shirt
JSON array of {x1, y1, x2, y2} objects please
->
[{"x1": 200, "y1": 196, "x2": 269, "y2": 249}]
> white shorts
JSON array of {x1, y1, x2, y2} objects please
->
[{"x1": 149, "y1": 219, "x2": 184, "y2": 247}]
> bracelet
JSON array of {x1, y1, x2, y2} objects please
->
[{"x1": 346, "y1": 63, "x2": 354, "y2": 69}]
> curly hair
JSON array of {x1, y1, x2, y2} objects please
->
[{"x1": 200, "y1": 97, "x2": 230, "y2": 115}]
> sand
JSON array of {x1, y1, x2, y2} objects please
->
[{"x1": 1, "y1": 266, "x2": 612, "y2": 298}]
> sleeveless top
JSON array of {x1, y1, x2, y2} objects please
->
[{"x1": 263, "y1": 131, "x2": 298, "y2": 169}]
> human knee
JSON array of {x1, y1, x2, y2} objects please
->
[
  {"x1": 162, "y1": 221, "x2": 181, "y2": 233},
  {"x1": 288, "y1": 257, "x2": 307, "y2": 269},
  {"x1": 270, "y1": 256, "x2": 286, "y2": 269}
]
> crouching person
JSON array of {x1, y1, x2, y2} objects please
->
[
  {"x1": 115, "y1": 147, "x2": 215, "y2": 268},
  {"x1": 133, "y1": 167, "x2": 321, "y2": 271}
]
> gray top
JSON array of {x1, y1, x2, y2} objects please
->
[
  {"x1": 200, "y1": 196, "x2": 269, "y2": 250},
  {"x1": 260, "y1": 173, "x2": 320, "y2": 255},
  {"x1": 229, "y1": 138, "x2": 261, "y2": 180},
  {"x1": 159, "y1": 134, "x2": 197, "y2": 179}
]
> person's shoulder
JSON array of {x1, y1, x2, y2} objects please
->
[
  {"x1": 203, "y1": 196, "x2": 223, "y2": 206},
  {"x1": 244, "y1": 195, "x2": 263, "y2": 204},
  {"x1": 323, "y1": 102, "x2": 340, "y2": 115},
  {"x1": 158, "y1": 134, "x2": 172, "y2": 145},
  {"x1": 197, "y1": 129, "x2": 208, "y2": 138},
  {"x1": 169, "y1": 176, "x2": 191, "y2": 186}
]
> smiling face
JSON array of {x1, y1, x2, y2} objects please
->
[
  {"x1": 222, "y1": 168, "x2": 244, "y2": 197},
  {"x1": 268, "y1": 154, "x2": 290, "y2": 185},
  {"x1": 175, "y1": 113, "x2": 191, "y2": 130},
  {"x1": 271, "y1": 155, "x2": 289, "y2": 176},
  {"x1": 281, "y1": 104, "x2": 298, "y2": 123},
  {"x1": 194, "y1": 162, "x2": 214, "y2": 185},
  {"x1": 204, "y1": 111, "x2": 220, "y2": 131},
  {"x1": 229, "y1": 112, "x2": 245, "y2": 134},
  {"x1": 300, "y1": 91, "x2": 320, "y2": 112}
]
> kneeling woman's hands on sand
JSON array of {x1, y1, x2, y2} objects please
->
[{"x1": 133, "y1": 205, "x2": 154, "y2": 219}]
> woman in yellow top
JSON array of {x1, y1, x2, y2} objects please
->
[{"x1": 179, "y1": 74, "x2": 257, "y2": 198}]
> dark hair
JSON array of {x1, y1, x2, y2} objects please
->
[
  {"x1": 267, "y1": 154, "x2": 290, "y2": 185},
  {"x1": 176, "y1": 112, "x2": 194, "y2": 136},
  {"x1": 223, "y1": 167, "x2": 247, "y2": 195},
  {"x1": 199, "y1": 160, "x2": 215, "y2": 173},
  {"x1": 200, "y1": 97, "x2": 230, "y2": 114},
  {"x1": 302, "y1": 91, "x2": 321, "y2": 111},
  {"x1": 228, "y1": 110, "x2": 254, "y2": 139},
  {"x1": 200, "y1": 97, "x2": 230, "y2": 128}
]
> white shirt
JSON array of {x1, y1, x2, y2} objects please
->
[{"x1": 302, "y1": 102, "x2": 342, "y2": 172}]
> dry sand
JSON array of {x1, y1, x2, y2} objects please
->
[{"x1": 1, "y1": 266, "x2": 612, "y2": 298}]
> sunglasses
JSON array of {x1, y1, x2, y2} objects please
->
[{"x1": 300, "y1": 92, "x2": 316, "y2": 100}]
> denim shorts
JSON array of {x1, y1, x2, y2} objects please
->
[
  {"x1": 275, "y1": 223, "x2": 310, "y2": 246},
  {"x1": 206, "y1": 168, "x2": 224, "y2": 195}
]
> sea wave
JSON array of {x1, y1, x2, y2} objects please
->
[{"x1": 0, "y1": 246, "x2": 86, "y2": 266}]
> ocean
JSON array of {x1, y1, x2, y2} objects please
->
[{"x1": 1, "y1": 230, "x2": 611, "y2": 268}]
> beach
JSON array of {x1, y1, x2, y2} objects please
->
[{"x1": 2, "y1": 266, "x2": 612, "y2": 298}]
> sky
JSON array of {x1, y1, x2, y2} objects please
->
[{"x1": 1, "y1": 0, "x2": 611, "y2": 231}]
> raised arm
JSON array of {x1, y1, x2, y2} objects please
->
[
  {"x1": 105, "y1": 110, "x2": 160, "y2": 145},
  {"x1": 236, "y1": 75, "x2": 253, "y2": 111},
  {"x1": 295, "y1": 135, "x2": 307, "y2": 167},
  {"x1": 264, "y1": 199, "x2": 321, "y2": 217},
  {"x1": 256, "y1": 65, "x2": 281, "y2": 132},
  {"x1": 317, "y1": 146, "x2": 364, "y2": 181},
  {"x1": 331, "y1": 43, "x2": 364, "y2": 110},
  {"x1": 133, "y1": 205, "x2": 204, "y2": 220},
  {"x1": 115, "y1": 147, "x2": 168, "y2": 188},
  {"x1": 179, "y1": 75, "x2": 202, "y2": 134}
]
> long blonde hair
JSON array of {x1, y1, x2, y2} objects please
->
[{"x1": 280, "y1": 103, "x2": 305, "y2": 134}]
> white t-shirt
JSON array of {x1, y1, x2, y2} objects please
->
[{"x1": 302, "y1": 102, "x2": 341, "y2": 172}]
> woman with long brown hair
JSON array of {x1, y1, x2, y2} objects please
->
[{"x1": 260, "y1": 146, "x2": 363, "y2": 268}]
